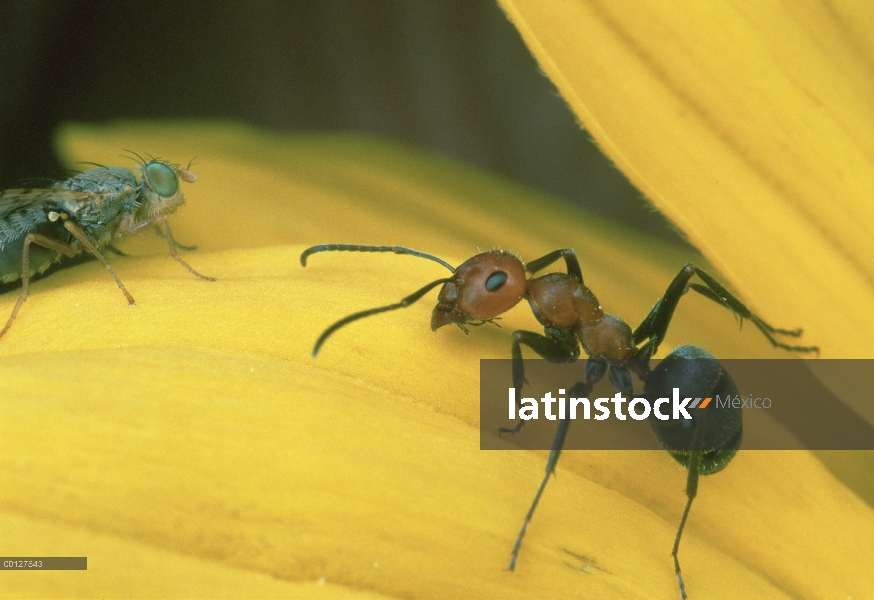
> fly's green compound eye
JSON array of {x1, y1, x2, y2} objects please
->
[
  {"x1": 485, "y1": 271, "x2": 507, "y2": 292},
  {"x1": 144, "y1": 162, "x2": 179, "y2": 198}
]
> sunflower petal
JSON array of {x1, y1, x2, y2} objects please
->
[
  {"x1": 499, "y1": 0, "x2": 874, "y2": 360},
  {"x1": 0, "y1": 122, "x2": 869, "y2": 598}
]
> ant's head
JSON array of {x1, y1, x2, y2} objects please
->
[
  {"x1": 300, "y1": 245, "x2": 527, "y2": 356},
  {"x1": 431, "y1": 251, "x2": 526, "y2": 330}
]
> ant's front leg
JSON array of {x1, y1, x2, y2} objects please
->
[
  {"x1": 633, "y1": 263, "x2": 819, "y2": 359},
  {"x1": 500, "y1": 327, "x2": 580, "y2": 436}
]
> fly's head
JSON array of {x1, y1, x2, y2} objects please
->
[
  {"x1": 135, "y1": 161, "x2": 197, "y2": 221},
  {"x1": 431, "y1": 250, "x2": 527, "y2": 331}
]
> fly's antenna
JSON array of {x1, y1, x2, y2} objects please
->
[
  {"x1": 300, "y1": 244, "x2": 456, "y2": 273},
  {"x1": 312, "y1": 277, "x2": 451, "y2": 356}
]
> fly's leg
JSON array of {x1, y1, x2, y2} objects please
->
[
  {"x1": 115, "y1": 215, "x2": 163, "y2": 237},
  {"x1": 117, "y1": 216, "x2": 214, "y2": 281},
  {"x1": 154, "y1": 226, "x2": 197, "y2": 251},
  {"x1": 1, "y1": 234, "x2": 80, "y2": 339},
  {"x1": 633, "y1": 263, "x2": 819, "y2": 359},
  {"x1": 158, "y1": 220, "x2": 215, "y2": 281},
  {"x1": 507, "y1": 379, "x2": 592, "y2": 572},
  {"x1": 105, "y1": 244, "x2": 130, "y2": 257},
  {"x1": 63, "y1": 221, "x2": 136, "y2": 306}
]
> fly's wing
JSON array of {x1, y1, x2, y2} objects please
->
[
  {"x1": 0, "y1": 167, "x2": 139, "y2": 239},
  {"x1": 0, "y1": 166, "x2": 138, "y2": 251},
  {"x1": 0, "y1": 187, "x2": 91, "y2": 249}
]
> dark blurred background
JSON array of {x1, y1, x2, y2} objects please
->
[{"x1": 0, "y1": 0, "x2": 683, "y2": 244}]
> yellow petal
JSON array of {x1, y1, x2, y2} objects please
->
[
  {"x1": 498, "y1": 1, "x2": 874, "y2": 527},
  {"x1": 0, "y1": 122, "x2": 870, "y2": 599},
  {"x1": 499, "y1": 0, "x2": 874, "y2": 360}
]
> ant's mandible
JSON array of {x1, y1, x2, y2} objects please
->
[{"x1": 300, "y1": 243, "x2": 818, "y2": 598}]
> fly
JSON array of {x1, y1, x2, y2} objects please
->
[{"x1": 0, "y1": 155, "x2": 215, "y2": 340}]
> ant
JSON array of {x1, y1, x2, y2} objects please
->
[{"x1": 301, "y1": 243, "x2": 818, "y2": 598}]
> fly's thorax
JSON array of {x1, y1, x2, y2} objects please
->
[
  {"x1": 56, "y1": 166, "x2": 138, "y2": 195},
  {"x1": 52, "y1": 166, "x2": 139, "y2": 249},
  {"x1": 54, "y1": 166, "x2": 137, "y2": 227}
]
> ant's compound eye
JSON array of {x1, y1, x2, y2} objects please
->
[
  {"x1": 485, "y1": 271, "x2": 508, "y2": 292},
  {"x1": 144, "y1": 162, "x2": 179, "y2": 198}
]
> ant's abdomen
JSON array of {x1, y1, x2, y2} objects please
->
[{"x1": 526, "y1": 273, "x2": 602, "y2": 328}]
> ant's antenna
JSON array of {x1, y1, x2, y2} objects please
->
[
  {"x1": 311, "y1": 277, "x2": 451, "y2": 356},
  {"x1": 301, "y1": 245, "x2": 457, "y2": 356},
  {"x1": 300, "y1": 244, "x2": 455, "y2": 273}
]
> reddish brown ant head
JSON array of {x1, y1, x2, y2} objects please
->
[
  {"x1": 431, "y1": 251, "x2": 527, "y2": 330},
  {"x1": 300, "y1": 245, "x2": 528, "y2": 355}
]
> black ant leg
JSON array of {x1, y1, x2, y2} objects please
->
[
  {"x1": 672, "y1": 451, "x2": 700, "y2": 600},
  {"x1": 524, "y1": 249, "x2": 583, "y2": 283},
  {"x1": 500, "y1": 327, "x2": 580, "y2": 436},
  {"x1": 507, "y1": 380, "x2": 593, "y2": 571},
  {"x1": 633, "y1": 263, "x2": 819, "y2": 359}
]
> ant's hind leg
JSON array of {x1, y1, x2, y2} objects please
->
[
  {"x1": 672, "y1": 452, "x2": 701, "y2": 600},
  {"x1": 686, "y1": 269, "x2": 816, "y2": 353},
  {"x1": 632, "y1": 263, "x2": 818, "y2": 358}
]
